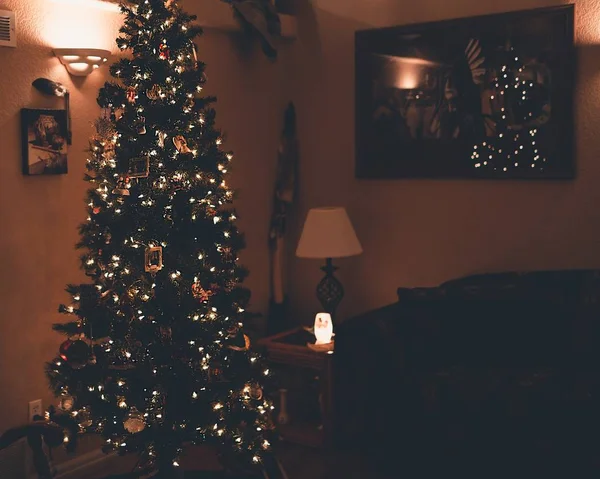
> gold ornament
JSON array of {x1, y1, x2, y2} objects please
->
[
  {"x1": 146, "y1": 84, "x2": 161, "y2": 101},
  {"x1": 228, "y1": 334, "x2": 251, "y2": 352},
  {"x1": 156, "y1": 131, "x2": 167, "y2": 148},
  {"x1": 76, "y1": 407, "x2": 93, "y2": 428},
  {"x1": 173, "y1": 135, "x2": 192, "y2": 154},
  {"x1": 124, "y1": 407, "x2": 145, "y2": 433},
  {"x1": 250, "y1": 385, "x2": 263, "y2": 400}
]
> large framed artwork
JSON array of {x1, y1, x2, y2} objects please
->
[{"x1": 355, "y1": 5, "x2": 575, "y2": 179}]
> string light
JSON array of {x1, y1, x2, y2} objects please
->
[
  {"x1": 51, "y1": 1, "x2": 274, "y2": 469},
  {"x1": 472, "y1": 48, "x2": 546, "y2": 173}
]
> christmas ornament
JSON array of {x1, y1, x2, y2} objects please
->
[
  {"x1": 59, "y1": 339, "x2": 91, "y2": 369},
  {"x1": 145, "y1": 246, "x2": 163, "y2": 273},
  {"x1": 228, "y1": 333, "x2": 251, "y2": 352},
  {"x1": 76, "y1": 406, "x2": 93, "y2": 428},
  {"x1": 113, "y1": 108, "x2": 125, "y2": 121},
  {"x1": 156, "y1": 131, "x2": 167, "y2": 148},
  {"x1": 94, "y1": 116, "x2": 115, "y2": 141},
  {"x1": 58, "y1": 393, "x2": 75, "y2": 411},
  {"x1": 134, "y1": 116, "x2": 146, "y2": 135},
  {"x1": 250, "y1": 384, "x2": 263, "y2": 400},
  {"x1": 112, "y1": 176, "x2": 131, "y2": 196},
  {"x1": 146, "y1": 85, "x2": 161, "y2": 101},
  {"x1": 128, "y1": 156, "x2": 150, "y2": 178},
  {"x1": 191, "y1": 282, "x2": 212, "y2": 301},
  {"x1": 124, "y1": 407, "x2": 145, "y2": 433},
  {"x1": 158, "y1": 43, "x2": 170, "y2": 61},
  {"x1": 191, "y1": 41, "x2": 198, "y2": 65},
  {"x1": 173, "y1": 135, "x2": 192, "y2": 154},
  {"x1": 92, "y1": 206, "x2": 101, "y2": 214},
  {"x1": 126, "y1": 87, "x2": 136, "y2": 104}
]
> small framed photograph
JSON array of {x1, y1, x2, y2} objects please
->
[
  {"x1": 128, "y1": 156, "x2": 150, "y2": 178},
  {"x1": 145, "y1": 246, "x2": 163, "y2": 273},
  {"x1": 22, "y1": 108, "x2": 68, "y2": 175}
]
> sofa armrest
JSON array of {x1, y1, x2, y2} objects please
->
[{"x1": 333, "y1": 303, "x2": 403, "y2": 446}]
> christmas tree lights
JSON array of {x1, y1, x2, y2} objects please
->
[{"x1": 45, "y1": 0, "x2": 274, "y2": 475}]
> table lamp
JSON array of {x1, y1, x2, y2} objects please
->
[{"x1": 296, "y1": 207, "x2": 362, "y2": 317}]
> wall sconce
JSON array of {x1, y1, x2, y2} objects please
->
[{"x1": 53, "y1": 48, "x2": 110, "y2": 76}]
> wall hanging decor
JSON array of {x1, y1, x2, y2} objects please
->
[
  {"x1": 21, "y1": 108, "x2": 68, "y2": 175},
  {"x1": 355, "y1": 5, "x2": 574, "y2": 179}
]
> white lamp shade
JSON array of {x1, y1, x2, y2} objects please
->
[{"x1": 296, "y1": 207, "x2": 362, "y2": 259}]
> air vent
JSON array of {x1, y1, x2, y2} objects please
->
[{"x1": 0, "y1": 10, "x2": 16, "y2": 48}]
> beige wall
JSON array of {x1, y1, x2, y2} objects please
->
[
  {"x1": 286, "y1": 0, "x2": 600, "y2": 323},
  {"x1": 0, "y1": 0, "x2": 288, "y2": 432}
]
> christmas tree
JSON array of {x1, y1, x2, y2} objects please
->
[
  {"x1": 45, "y1": 0, "x2": 274, "y2": 475},
  {"x1": 471, "y1": 44, "x2": 550, "y2": 174}
]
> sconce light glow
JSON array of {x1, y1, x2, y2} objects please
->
[{"x1": 53, "y1": 48, "x2": 111, "y2": 76}]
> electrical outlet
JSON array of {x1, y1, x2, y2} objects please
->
[{"x1": 29, "y1": 399, "x2": 42, "y2": 422}]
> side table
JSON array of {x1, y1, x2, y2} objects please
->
[{"x1": 257, "y1": 328, "x2": 334, "y2": 448}]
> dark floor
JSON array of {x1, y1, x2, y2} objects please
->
[{"x1": 63, "y1": 442, "x2": 392, "y2": 479}]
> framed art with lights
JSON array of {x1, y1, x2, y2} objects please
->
[{"x1": 355, "y1": 5, "x2": 575, "y2": 179}]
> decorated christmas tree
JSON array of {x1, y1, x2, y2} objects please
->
[
  {"x1": 45, "y1": 0, "x2": 274, "y2": 475},
  {"x1": 471, "y1": 44, "x2": 550, "y2": 174}
]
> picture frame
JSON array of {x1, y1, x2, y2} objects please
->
[
  {"x1": 128, "y1": 156, "x2": 150, "y2": 178},
  {"x1": 145, "y1": 246, "x2": 163, "y2": 273},
  {"x1": 355, "y1": 5, "x2": 575, "y2": 179},
  {"x1": 21, "y1": 108, "x2": 68, "y2": 175}
]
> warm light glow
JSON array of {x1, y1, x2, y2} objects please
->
[
  {"x1": 50, "y1": 0, "x2": 120, "y2": 11},
  {"x1": 43, "y1": 1, "x2": 121, "y2": 50},
  {"x1": 54, "y1": 48, "x2": 111, "y2": 76},
  {"x1": 314, "y1": 312, "x2": 333, "y2": 345},
  {"x1": 374, "y1": 54, "x2": 438, "y2": 90}
]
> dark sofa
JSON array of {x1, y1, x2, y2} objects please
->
[{"x1": 334, "y1": 270, "x2": 600, "y2": 476}]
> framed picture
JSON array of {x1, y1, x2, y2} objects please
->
[
  {"x1": 355, "y1": 5, "x2": 575, "y2": 179},
  {"x1": 128, "y1": 156, "x2": 150, "y2": 178},
  {"x1": 21, "y1": 109, "x2": 69, "y2": 175}
]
